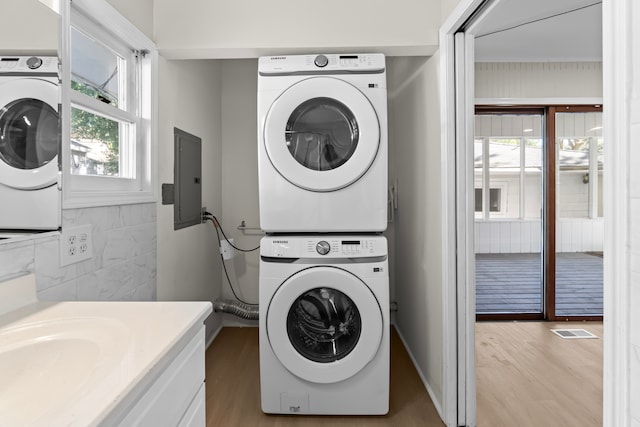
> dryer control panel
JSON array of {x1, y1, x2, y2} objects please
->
[
  {"x1": 0, "y1": 56, "x2": 58, "y2": 74},
  {"x1": 258, "y1": 53, "x2": 385, "y2": 76},
  {"x1": 262, "y1": 235, "x2": 387, "y2": 258}
]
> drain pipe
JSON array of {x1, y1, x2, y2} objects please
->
[{"x1": 213, "y1": 299, "x2": 259, "y2": 320}]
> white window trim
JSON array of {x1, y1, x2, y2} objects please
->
[{"x1": 60, "y1": 0, "x2": 157, "y2": 208}]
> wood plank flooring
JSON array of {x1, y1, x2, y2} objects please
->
[
  {"x1": 476, "y1": 252, "x2": 603, "y2": 316},
  {"x1": 205, "y1": 327, "x2": 443, "y2": 426},
  {"x1": 476, "y1": 321, "x2": 603, "y2": 427}
]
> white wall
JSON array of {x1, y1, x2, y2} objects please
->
[
  {"x1": 475, "y1": 62, "x2": 603, "y2": 100},
  {"x1": 153, "y1": 0, "x2": 440, "y2": 59},
  {"x1": 0, "y1": 0, "x2": 57, "y2": 55},
  {"x1": 106, "y1": 0, "x2": 154, "y2": 41},
  {"x1": 475, "y1": 218, "x2": 604, "y2": 254},
  {"x1": 387, "y1": 54, "x2": 444, "y2": 415},
  {"x1": 219, "y1": 59, "x2": 261, "y2": 326},
  {"x1": 156, "y1": 58, "x2": 223, "y2": 339}
]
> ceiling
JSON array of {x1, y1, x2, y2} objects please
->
[{"x1": 474, "y1": 0, "x2": 602, "y2": 62}]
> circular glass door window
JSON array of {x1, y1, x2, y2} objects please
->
[
  {"x1": 287, "y1": 287, "x2": 362, "y2": 363},
  {"x1": 0, "y1": 98, "x2": 58, "y2": 170},
  {"x1": 285, "y1": 98, "x2": 359, "y2": 171}
]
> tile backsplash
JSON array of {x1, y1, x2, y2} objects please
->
[{"x1": 0, "y1": 203, "x2": 157, "y2": 302}]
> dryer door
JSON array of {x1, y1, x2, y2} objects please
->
[
  {"x1": 266, "y1": 266, "x2": 383, "y2": 384},
  {"x1": 0, "y1": 78, "x2": 58, "y2": 190},
  {"x1": 263, "y1": 77, "x2": 380, "y2": 192}
]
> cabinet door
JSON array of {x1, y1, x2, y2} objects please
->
[
  {"x1": 178, "y1": 384, "x2": 206, "y2": 427},
  {"x1": 117, "y1": 328, "x2": 205, "y2": 426}
]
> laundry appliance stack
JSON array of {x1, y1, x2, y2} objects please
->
[{"x1": 256, "y1": 53, "x2": 390, "y2": 415}]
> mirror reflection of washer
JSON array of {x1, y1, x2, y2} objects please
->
[
  {"x1": 259, "y1": 235, "x2": 389, "y2": 415},
  {"x1": 257, "y1": 54, "x2": 388, "y2": 233},
  {"x1": 0, "y1": 56, "x2": 60, "y2": 231}
]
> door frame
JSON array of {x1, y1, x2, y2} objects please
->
[{"x1": 440, "y1": 0, "x2": 629, "y2": 425}]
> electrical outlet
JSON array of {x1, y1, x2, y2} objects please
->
[
  {"x1": 60, "y1": 224, "x2": 93, "y2": 266},
  {"x1": 201, "y1": 206, "x2": 208, "y2": 224},
  {"x1": 220, "y1": 238, "x2": 236, "y2": 260}
]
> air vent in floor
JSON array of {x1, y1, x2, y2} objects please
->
[{"x1": 551, "y1": 329, "x2": 598, "y2": 339}]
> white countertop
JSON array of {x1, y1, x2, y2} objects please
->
[{"x1": 0, "y1": 300, "x2": 212, "y2": 426}]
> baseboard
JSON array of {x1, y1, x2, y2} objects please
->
[
  {"x1": 393, "y1": 324, "x2": 446, "y2": 424},
  {"x1": 205, "y1": 323, "x2": 223, "y2": 349}
]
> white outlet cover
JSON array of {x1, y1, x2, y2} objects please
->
[
  {"x1": 60, "y1": 224, "x2": 93, "y2": 267},
  {"x1": 220, "y1": 238, "x2": 236, "y2": 260}
]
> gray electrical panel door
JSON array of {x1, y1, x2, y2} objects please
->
[{"x1": 174, "y1": 128, "x2": 202, "y2": 230}]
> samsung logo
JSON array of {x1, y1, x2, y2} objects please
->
[
  {"x1": 270, "y1": 56, "x2": 286, "y2": 60},
  {"x1": 273, "y1": 240, "x2": 289, "y2": 244}
]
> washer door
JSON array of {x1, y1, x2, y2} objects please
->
[
  {"x1": 263, "y1": 77, "x2": 380, "y2": 192},
  {"x1": 0, "y1": 78, "x2": 59, "y2": 190},
  {"x1": 266, "y1": 266, "x2": 383, "y2": 384}
]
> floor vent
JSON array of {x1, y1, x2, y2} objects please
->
[{"x1": 551, "y1": 329, "x2": 598, "y2": 339}]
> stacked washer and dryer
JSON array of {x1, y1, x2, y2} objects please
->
[{"x1": 257, "y1": 54, "x2": 390, "y2": 415}]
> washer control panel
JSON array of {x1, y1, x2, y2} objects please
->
[{"x1": 263, "y1": 236, "x2": 386, "y2": 258}]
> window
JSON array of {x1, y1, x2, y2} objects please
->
[
  {"x1": 474, "y1": 112, "x2": 544, "y2": 219},
  {"x1": 61, "y1": 0, "x2": 156, "y2": 207},
  {"x1": 474, "y1": 188, "x2": 502, "y2": 213}
]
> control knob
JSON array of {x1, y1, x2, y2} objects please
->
[
  {"x1": 316, "y1": 241, "x2": 330, "y2": 255},
  {"x1": 314, "y1": 54, "x2": 329, "y2": 68},
  {"x1": 26, "y1": 57, "x2": 43, "y2": 69}
]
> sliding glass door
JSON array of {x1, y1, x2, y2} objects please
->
[
  {"x1": 475, "y1": 105, "x2": 604, "y2": 320},
  {"x1": 474, "y1": 108, "x2": 545, "y2": 318},
  {"x1": 553, "y1": 106, "x2": 604, "y2": 318}
]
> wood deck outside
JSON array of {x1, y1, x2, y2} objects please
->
[{"x1": 476, "y1": 252, "x2": 603, "y2": 316}]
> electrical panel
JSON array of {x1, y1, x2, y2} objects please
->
[{"x1": 174, "y1": 128, "x2": 202, "y2": 230}]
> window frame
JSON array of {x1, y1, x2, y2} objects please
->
[{"x1": 61, "y1": 0, "x2": 157, "y2": 208}]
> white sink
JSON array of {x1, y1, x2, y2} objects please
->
[{"x1": 0, "y1": 316, "x2": 130, "y2": 425}]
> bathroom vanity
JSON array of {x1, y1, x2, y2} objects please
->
[{"x1": 0, "y1": 275, "x2": 212, "y2": 426}]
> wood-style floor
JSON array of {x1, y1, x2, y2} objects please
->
[
  {"x1": 205, "y1": 327, "x2": 443, "y2": 426},
  {"x1": 476, "y1": 252, "x2": 603, "y2": 316},
  {"x1": 476, "y1": 321, "x2": 603, "y2": 427},
  {"x1": 206, "y1": 323, "x2": 603, "y2": 426}
]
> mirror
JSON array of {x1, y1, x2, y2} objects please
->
[{"x1": 0, "y1": 0, "x2": 60, "y2": 242}]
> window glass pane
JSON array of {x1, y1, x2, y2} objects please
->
[
  {"x1": 71, "y1": 27, "x2": 123, "y2": 108},
  {"x1": 287, "y1": 287, "x2": 361, "y2": 363},
  {"x1": 524, "y1": 138, "x2": 543, "y2": 219},
  {"x1": 286, "y1": 98, "x2": 359, "y2": 171},
  {"x1": 489, "y1": 138, "x2": 520, "y2": 218},
  {"x1": 71, "y1": 107, "x2": 129, "y2": 177},
  {"x1": 475, "y1": 188, "x2": 482, "y2": 212},
  {"x1": 556, "y1": 112, "x2": 601, "y2": 219},
  {"x1": 474, "y1": 138, "x2": 483, "y2": 218},
  {"x1": 489, "y1": 189, "x2": 501, "y2": 212}
]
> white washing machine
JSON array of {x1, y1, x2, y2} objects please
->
[
  {"x1": 257, "y1": 54, "x2": 388, "y2": 233},
  {"x1": 0, "y1": 56, "x2": 60, "y2": 231},
  {"x1": 259, "y1": 234, "x2": 389, "y2": 415}
]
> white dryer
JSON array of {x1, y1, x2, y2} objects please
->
[
  {"x1": 257, "y1": 54, "x2": 388, "y2": 233},
  {"x1": 0, "y1": 56, "x2": 60, "y2": 231},
  {"x1": 259, "y1": 234, "x2": 389, "y2": 415}
]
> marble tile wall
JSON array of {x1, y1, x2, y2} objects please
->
[{"x1": 0, "y1": 203, "x2": 157, "y2": 302}]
